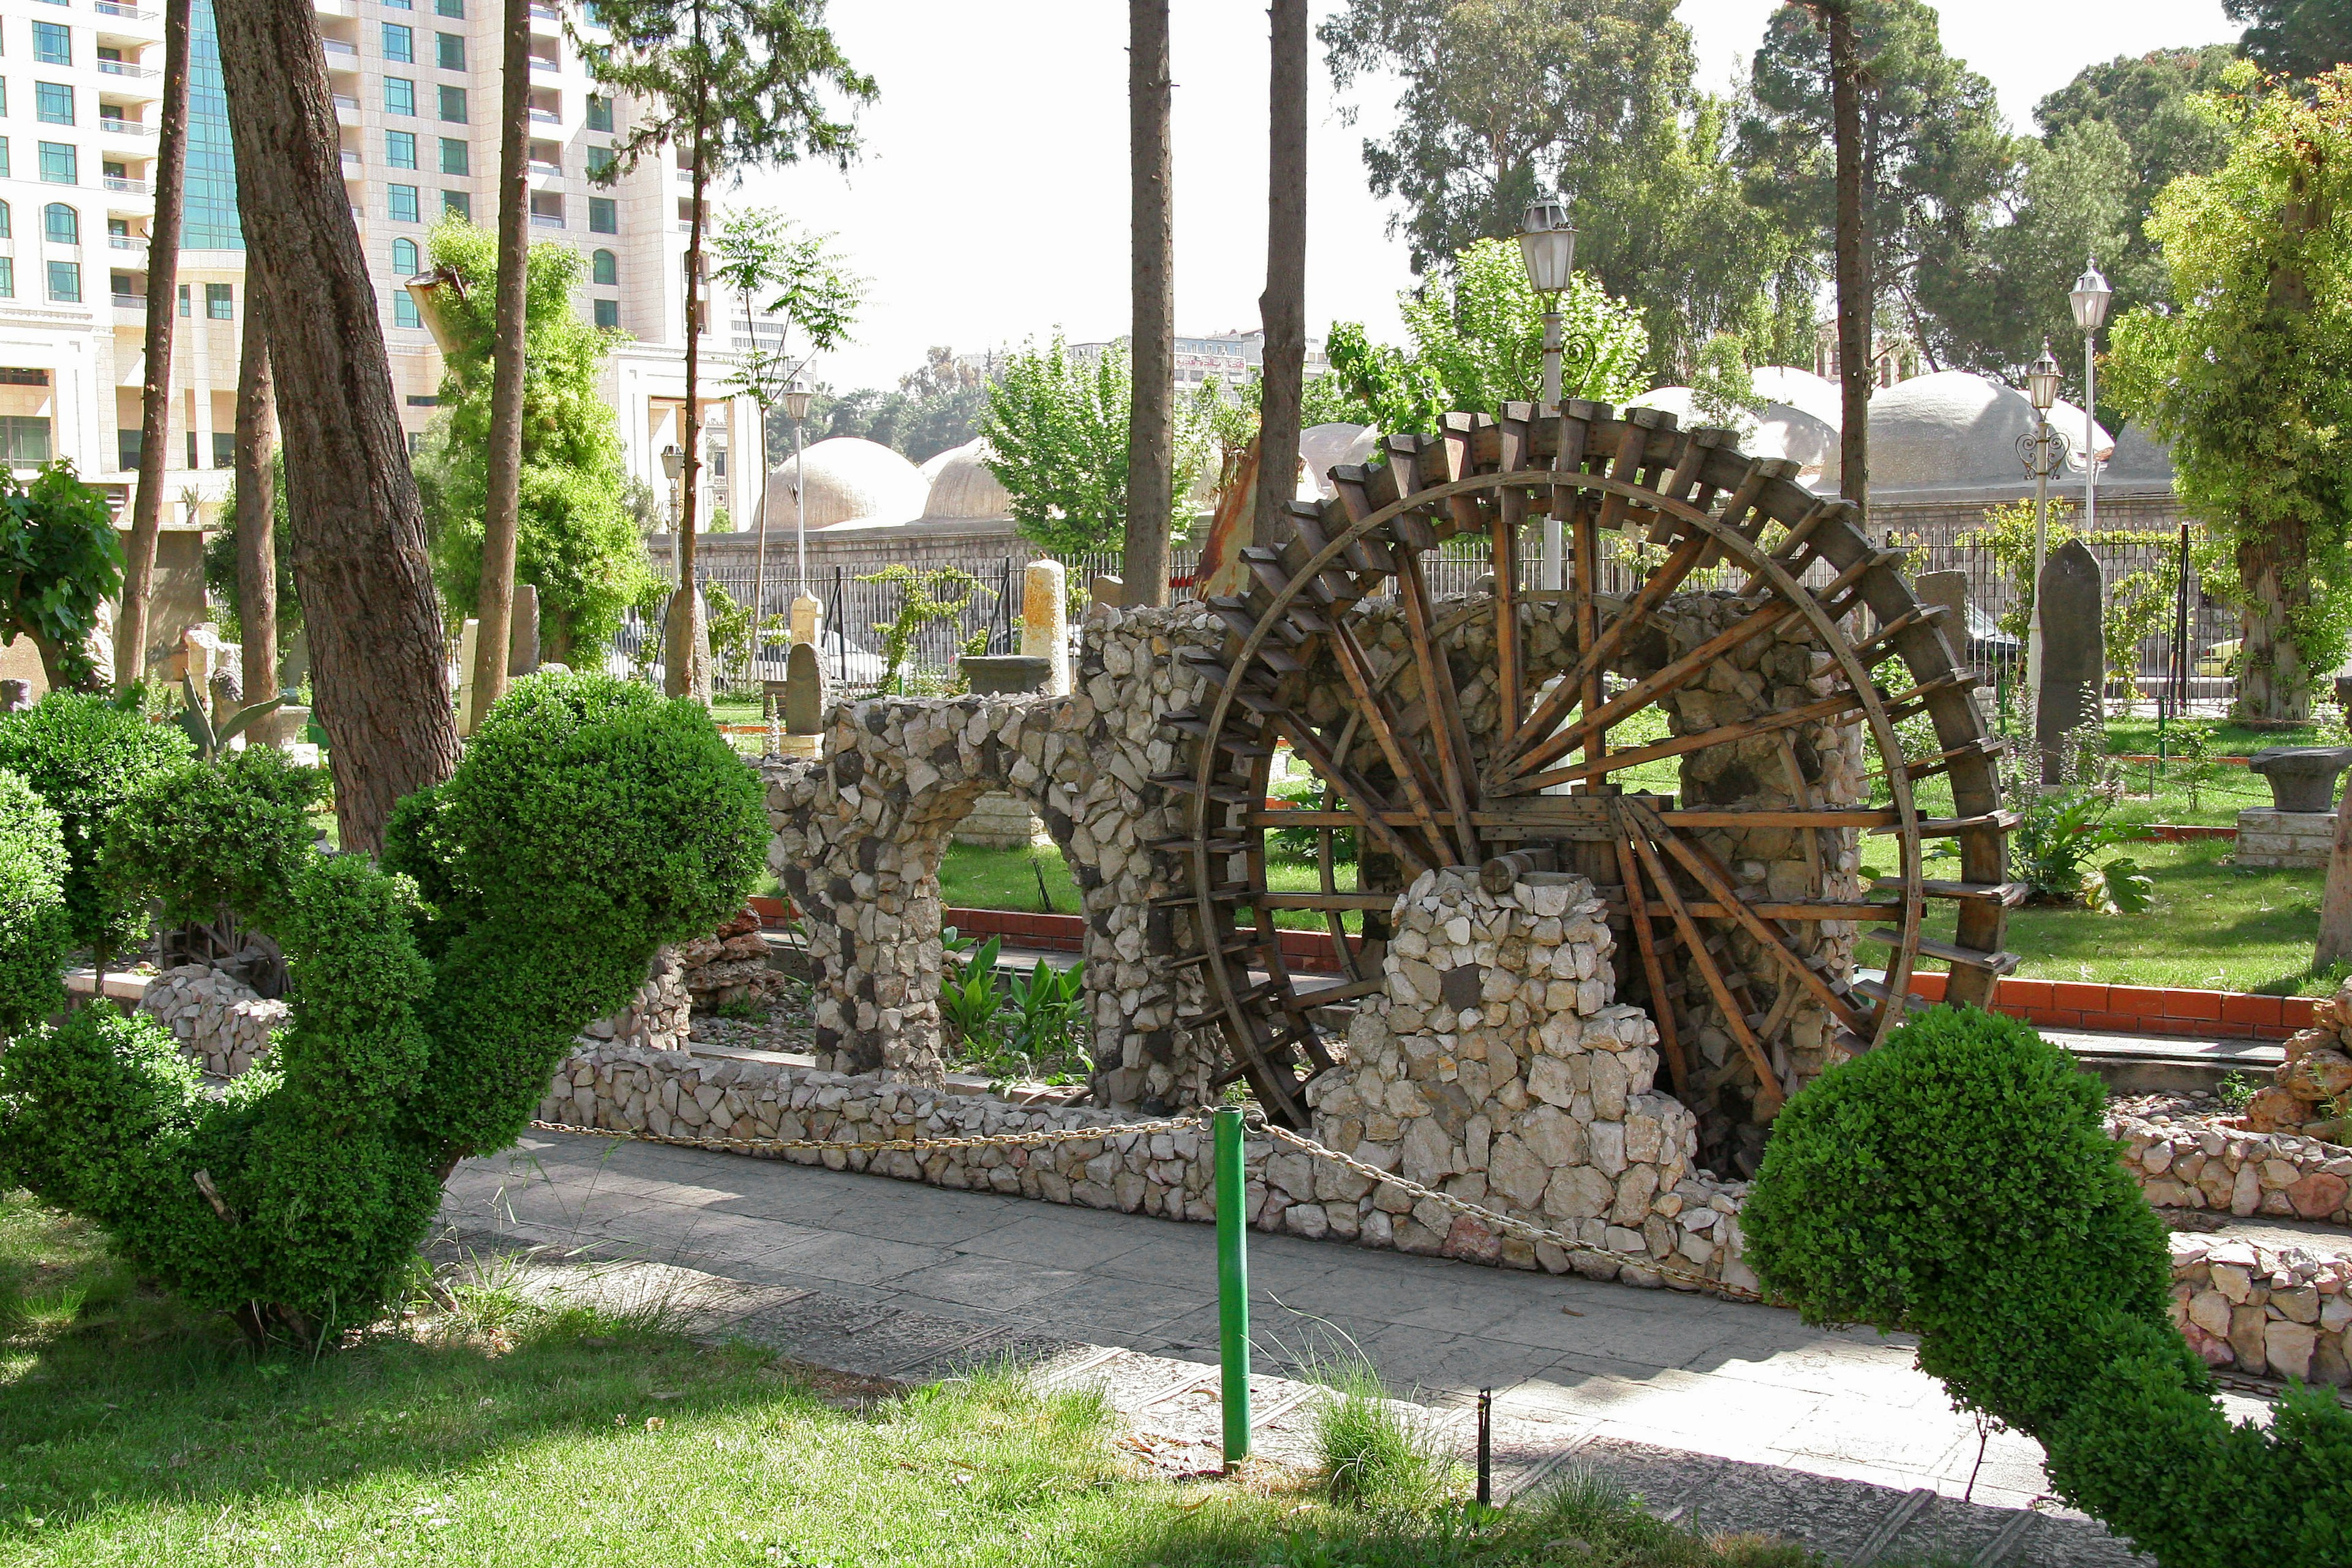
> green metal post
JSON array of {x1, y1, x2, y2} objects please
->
[{"x1": 1214, "y1": 1107, "x2": 1251, "y2": 1471}]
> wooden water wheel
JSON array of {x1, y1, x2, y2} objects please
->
[{"x1": 1155, "y1": 402, "x2": 2018, "y2": 1133}]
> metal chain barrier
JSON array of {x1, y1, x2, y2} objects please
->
[
  {"x1": 526, "y1": 1110, "x2": 1210, "y2": 1160},
  {"x1": 527, "y1": 1105, "x2": 1760, "y2": 1303},
  {"x1": 1251, "y1": 1116, "x2": 1764, "y2": 1303}
]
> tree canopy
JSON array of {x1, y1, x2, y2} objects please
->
[
  {"x1": 412, "y1": 220, "x2": 649, "y2": 662},
  {"x1": 981, "y1": 337, "x2": 1207, "y2": 556},
  {"x1": 0, "y1": 464, "x2": 124, "y2": 694},
  {"x1": 2226, "y1": 0, "x2": 2352, "y2": 83},
  {"x1": 2107, "y1": 66, "x2": 2352, "y2": 721}
]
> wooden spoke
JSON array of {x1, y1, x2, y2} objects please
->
[
  {"x1": 1627, "y1": 801, "x2": 1871, "y2": 1037},
  {"x1": 1268, "y1": 710, "x2": 1438, "y2": 878},
  {"x1": 1393, "y1": 550, "x2": 1483, "y2": 865},
  {"x1": 1499, "y1": 684, "x2": 1868, "y2": 797},
  {"x1": 1627, "y1": 826, "x2": 1785, "y2": 1118},
  {"x1": 1614, "y1": 832, "x2": 1688, "y2": 1096},
  {"x1": 1322, "y1": 619, "x2": 1453, "y2": 868}
]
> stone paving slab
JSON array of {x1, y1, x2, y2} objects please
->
[{"x1": 435, "y1": 1131, "x2": 2217, "y2": 1564}]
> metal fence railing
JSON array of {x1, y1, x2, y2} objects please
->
[{"x1": 605, "y1": 531, "x2": 2239, "y2": 716}]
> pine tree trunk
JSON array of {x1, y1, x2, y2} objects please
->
[
  {"x1": 116, "y1": 0, "x2": 190, "y2": 693},
  {"x1": 469, "y1": 0, "x2": 532, "y2": 733},
  {"x1": 234, "y1": 298, "x2": 277, "y2": 714},
  {"x1": 1121, "y1": 0, "x2": 1173, "y2": 608},
  {"x1": 215, "y1": 0, "x2": 459, "y2": 853},
  {"x1": 1253, "y1": 0, "x2": 1307, "y2": 552},
  {"x1": 1824, "y1": 1, "x2": 1869, "y2": 513},
  {"x1": 663, "y1": 103, "x2": 711, "y2": 700}
]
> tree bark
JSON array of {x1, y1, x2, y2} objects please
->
[
  {"x1": 116, "y1": 0, "x2": 190, "y2": 694},
  {"x1": 469, "y1": 0, "x2": 532, "y2": 734},
  {"x1": 1122, "y1": 0, "x2": 1173, "y2": 608},
  {"x1": 1253, "y1": 0, "x2": 1307, "y2": 552},
  {"x1": 234, "y1": 298, "x2": 276, "y2": 714},
  {"x1": 663, "y1": 63, "x2": 711, "y2": 701},
  {"x1": 2318, "y1": 766, "x2": 2352, "y2": 969},
  {"x1": 2234, "y1": 526, "x2": 2313, "y2": 723},
  {"x1": 216, "y1": 0, "x2": 459, "y2": 853},
  {"x1": 1823, "y1": 1, "x2": 1869, "y2": 513}
]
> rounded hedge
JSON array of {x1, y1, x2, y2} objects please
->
[
  {"x1": 0, "y1": 692, "x2": 190, "y2": 952},
  {"x1": 1746, "y1": 1008, "x2": 2352, "y2": 1566},
  {"x1": 0, "y1": 767, "x2": 69, "y2": 1036},
  {"x1": 104, "y1": 742, "x2": 329, "y2": 933}
]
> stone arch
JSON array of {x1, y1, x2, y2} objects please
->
[{"x1": 762, "y1": 605, "x2": 1232, "y2": 1105}]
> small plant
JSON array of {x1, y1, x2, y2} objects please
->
[
  {"x1": 2217, "y1": 1071, "x2": 2261, "y2": 1112},
  {"x1": 2008, "y1": 784, "x2": 2152, "y2": 911},
  {"x1": 938, "y1": 933, "x2": 1004, "y2": 1049},
  {"x1": 2169, "y1": 719, "x2": 2222, "y2": 813},
  {"x1": 1004, "y1": 959, "x2": 1088, "y2": 1075},
  {"x1": 858, "y1": 564, "x2": 991, "y2": 697},
  {"x1": 171, "y1": 671, "x2": 288, "y2": 762},
  {"x1": 1308, "y1": 1358, "x2": 1457, "y2": 1510}
]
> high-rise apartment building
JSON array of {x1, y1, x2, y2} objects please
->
[{"x1": 0, "y1": 0, "x2": 746, "y2": 535}]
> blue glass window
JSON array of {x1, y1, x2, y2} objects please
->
[
  {"x1": 381, "y1": 23, "x2": 413, "y2": 62},
  {"x1": 385, "y1": 129, "x2": 415, "y2": 168},
  {"x1": 387, "y1": 182, "x2": 419, "y2": 223},
  {"x1": 42, "y1": 202, "x2": 74, "y2": 243},
  {"x1": 385, "y1": 76, "x2": 415, "y2": 115},
  {"x1": 37, "y1": 140, "x2": 72, "y2": 183},
  {"x1": 435, "y1": 31, "x2": 462, "y2": 70},
  {"x1": 31, "y1": 23, "x2": 69, "y2": 66},
  {"x1": 438, "y1": 135, "x2": 466, "y2": 175},
  {"x1": 45, "y1": 259, "x2": 77, "y2": 301},
  {"x1": 33, "y1": 82, "x2": 69, "y2": 125},
  {"x1": 591, "y1": 248, "x2": 617, "y2": 285}
]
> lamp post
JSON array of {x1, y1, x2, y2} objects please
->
[
  {"x1": 1518, "y1": 197, "x2": 1577, "y2": 592},
  {"x1": 2022, "y1": 341, "x2": 2066, "y2": 785},
  {"x1": 782, "y1": 381, "x2": 813, "y2": 592},
  {"x1": 2070, "y1": 260, "x2": 2112, "y2": 533}
]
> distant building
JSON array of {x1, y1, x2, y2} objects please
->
[
  {"x1": 1812, "y1": 319, "x2": 1923, "y2": 389},
  {"x1": 1063, "y1": 329, "x2": 1331, "y2": 393}
]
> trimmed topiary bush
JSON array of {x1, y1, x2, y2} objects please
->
[
  {"x1": 0, "y1": 691, "x2": 191, "y2": 958},
  {"x1": 0, "y1": 671, "x2": 765, "y2": 1341},
  {"x1": 0, "y1": 767, "x2": 70, "y2": 1035},
  {"x1": 1745, "y1": 1007, "x2": 2352, "y2": 1566},
  {"x1": 103, "y1": 741, "x2": 330, "y2": 935}
]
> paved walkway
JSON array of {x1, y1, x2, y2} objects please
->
[{"x1": 442, "y1": 1131, "x2": 2266, "y2": 1566}]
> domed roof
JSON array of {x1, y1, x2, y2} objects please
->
[
  {"x1": 1623, "y1": 386, "x2": 1838, "y2": 486},
  {"x1": 1814, "y1": 371, "x2": 2029, "y2": 494},
  {"x1": 1298, "y1": 423, "x2": 1378, "y2": 499},
  {"x1": 2106, "y1": 422, "x2": 2174, "y2": 484},
  {"x1": 920, "y1": 437, "x2": 1014, "y2": 520},
  {"x1": 764, "y1": 437, "x2": 929, "y2": 530},
  {"x1": 1751, "y1": 366, "x2": 1842, "y2": 431}
]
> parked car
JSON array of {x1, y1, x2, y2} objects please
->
[{"x1": 2195, "y1": 639, "x2": 2241, "y2": 679}]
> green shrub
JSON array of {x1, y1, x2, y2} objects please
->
[
  {"x1": 0, "y1": 692, "x2": 190, "y2": 956},
  {"x1": 0, "y1": 670, "x2": 763, "y2": 1339},
  {"x1": 103, "y1": 742, "x2": 328, "y2": 932},
  {"x1": 1745, "y1": 1008, "x2": 2352, "y2": 1567},
  {"x1": 0, "y1": 769, "x2": 69, "y2": 1035}
]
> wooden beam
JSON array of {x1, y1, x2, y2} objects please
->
[{"x1": 1628, "y1": 828, "x2": 1784, "y2": 1117}]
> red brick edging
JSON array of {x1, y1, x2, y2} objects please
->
[{"x1": 1907, "y1": 970, "x2": 2309, "y2": 1041}]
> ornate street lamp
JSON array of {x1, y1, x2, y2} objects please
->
[
  {"x1": 1518, "y1": 197, "x2": 1577, "y2": 591},
  {"x1": 2020, "y1": 341, "x2": 2068, "y2": 785},
  {"x1": 781, "y1": 380, "x2": 813, "y2": 595},
  {"x1": 659, "y1": 442, "x2": 684, "y2": 587},
  {"x1": 2070, "y1": 258, "x2": 2112, "y2": 534}
]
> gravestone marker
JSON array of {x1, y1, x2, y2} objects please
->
[
  {"x1": 784, "y1": 641, "x2": 828, "y2": 735},
  {"x1": 961, "y1": 654, "x2": 1052, "y2": 697},
  {"x1": 1913, "y1": 570, "x2": 1970, "y2": 656},
  {"x1": 1090, "y1": 575, "x2": 1125, "y2": 609},
  {"x1": 507, "y1": 583, "x2": 540, "y2": 677},
  {"x1": 2035, "y1": 540, "x2": 2104, "y2": 786},
  {"x1": 791, "y1": 592, "x2": 823, "y2": 648}
]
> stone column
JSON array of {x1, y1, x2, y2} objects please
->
[
  {"x1": 507, "y1": 582, "x2": 540, "y2": 677},
  {"x1": 2035, "y1": 540, "x2": 2105, "y2": 787},
  {"x1": 1022, "y1": 558, "x2": 1069, "y2": 696},
  {"x1": 790, "y1": 593, "x2": 823, "y2": 648},
  {"x1": 454, "y1": 617, "x2": 480, "y2": 733}
]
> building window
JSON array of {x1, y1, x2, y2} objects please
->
[
  {"x1": 0, "y1": 258, "x2": 15, "y2": 300},
  {"x1": 586, "y1": 94, "x2": 612, "y2": 132},
  {"x1": 211, "y1": 432, "x2": 234, "y2": 468},
  {"x1": 442, "y1": 189, "x2": 469, "y2": 220},
  {"x1": 31, "y1": 22, "x2": 68, "y2": 66},
  {"x1": 383, "y1": 0, "x2": 411, "y2": 9},
  {"x1": 1, "y1": 417, "x2": 51, "y2": 467},
  {"x1": 593, "y1": 296, "x2": 619, "y2": 330},
  {"x1": 388, "y1": 183, "x2": 419, "y2": 223},
  {"x1": 42, "y1": 202, "x2": 73, "y2": 244},
  {"x1": 108, "y1": 268, "x2": 133, "y2": 299},
  {"x1": 591, "y1": 247, "x2": 617, "y2": 285},
  {"x1": 391, "y1": 236, "x2": 419, "y2": 273},
  {"x1": 439, "y1": 135, "x2": 466, "y2": 175},
  {"x1": 185, "y1": 429, "x2": 195, "y2": 469},
  {"x1": 206, "y1": 281, "x2": 231, "y2": 319},
  {"x1": 382, "y1": 22, "x2": 413, "y2": 62},
  {"x1": 435, "y1": 31, "x2": 462, "y2": 70},
  {"x1": 385, "y1": 76, "x2": 415, "y2": 115},
  {"x1": 586, "y1": 144, "x2": 614, "y2": 178},
  {"x1": 0, "y1": 142, "x2": 12, "y2": 181},
  {"x1": 527, "y1": 190, "x2": 560, "y2": 225},
  {"x1": 34, "y1": 81, "x2": 70, "y2": 125},
  {"x1": 178, "y1": 281, "x2": 188, "y2": 315},
  {"x1": 587, "y1": 195, "x2": 616, "y2": 233},
  {"x1": 37, "y1": 140, "x2": 73, "y2": 183},
  {"x1": 0, "y1": 371, "x2": 52, "y2": 389},
  {"x1": 438, "y1": 84, "x2": 466, "y2": 122},
  {"x1": 0, "y1": 202, "x2": 13, "y2": 241},
  {"x1": 394, "y1": 288, "x2": 420, "y2": 328},
  {"x1": 385, "y1": 129, "x2": 416, "y2": 168},
  {"x1": 116, "y1": 429, "x2": 139, "y2": 471},
  {"x1": 407, "y1": 431, "x2": 423, "y2": 457},
  {"x1": 44, "y1": 259, "x2": 76, "y2": 302}
]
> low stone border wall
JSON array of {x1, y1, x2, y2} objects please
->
[
  {"x1": 2114, "y1": 1113, "x2": 2352, "y2": 1225},
  {"x1": 137, "y1": 965, "x2": 287, "y2": 1078},
  {"x1": 534, "y1": 1041, "x2": 1760, "y2": 1293},
  {"x1": 2168, "y1": 1234, "x2": 2352, "y2": 1384}
]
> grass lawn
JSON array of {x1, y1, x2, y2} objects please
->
[{"x1": 0, "y1": 1197, "x2": 1815, "y2": 1568}]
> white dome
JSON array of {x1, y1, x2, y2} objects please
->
[
  {"x1": 2046, "y1": 398, "x2": 2116, "y2": 470},
  {"x1": 920, "y1": 437, "x2": 1014, "y2": 520},
  {"x1": 764, "y1": 437, "x2": 929, "y2": 530},
  {"x1": 1298, "y1": 423, "x2": 1378, "y2": 499},
  {"x1": 1751, "y1": 366, "x2": 1842, "y2": 431},
  {"x1": 1622, "y1": 387, "x2": 1836, "y2": 485},
  {"x1": 918, "y1": 446, "x2": 961, "y2": 483},
  {"x1": 1623, "y1": 386, "x2": 1700, "y2": 423},
  {"x1": 2107, "y1": 423, "x2": 2174, "y2": 484},
  {"x1": 1815, "y1": 371, "x2": 2037, "y2": 494}
]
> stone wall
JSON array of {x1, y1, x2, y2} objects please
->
[
  {"x1": 535, "y1": 1038, "x2": 1762, "y2": 1292},
  {"x1": 2168, "y1": 1233, "x2": 2352, "y2": 1384},
  {"x1": 2235, "y1": 809, "x2": 2337, "y2": 870},
  {"x1": 2114, "y1": 1113, "x2": 2352, "y2": 1226},
  {"x1": 138, "y1": 965, "x2": 288, "y2": 1077},
  {"x1": 762, "y1": 603, "x2": 1227, "y2": 1109},
  {"x1": 575, "y1": 949, "x2": 694, "y2": 1054}
]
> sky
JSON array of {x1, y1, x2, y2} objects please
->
[{"x1": 730, "y1": 1, "x2": 2245, "y2": 394}]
